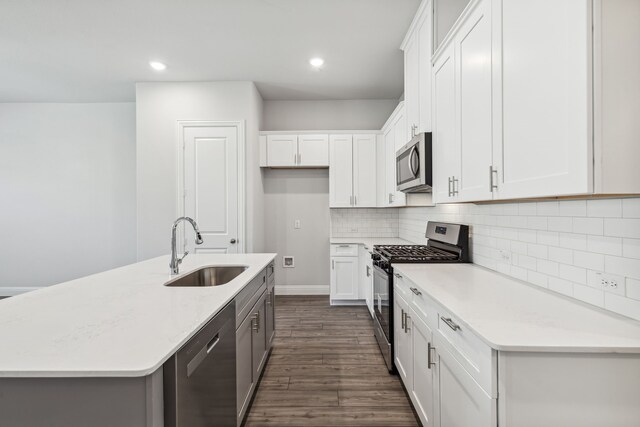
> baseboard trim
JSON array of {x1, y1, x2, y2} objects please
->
[
  {"x1": 0, "y1": 287, "x2": 43, "y2": 297},
  {"x1": 330, "y1": 299, "x2": 367, "y2": 306},
  {"x1": 275, "y1": 285, "x2": 329, "y2": 295}
]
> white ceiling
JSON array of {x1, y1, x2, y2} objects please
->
[{"x1": 0, "y1": 0, "x2": 420, "y2": 102}]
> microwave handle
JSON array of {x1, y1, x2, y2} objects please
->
[{"x1": 408, "y1": 146, "x2": 418, "y2": 177}]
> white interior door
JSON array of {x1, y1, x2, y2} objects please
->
[{"x1": 183, "y1": 125, "x2": 239, "y2": 254}]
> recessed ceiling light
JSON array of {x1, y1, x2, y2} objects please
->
[
  {"x1": 149, "y1": 61, "x2": 167, "y2": 71},
  {"x1": 309, "y1": 57, "x2": 324, "y2": 68}
]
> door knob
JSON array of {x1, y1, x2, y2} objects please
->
[{"x1": 230, "y1": 238, "x2": 237, "y2": 244}]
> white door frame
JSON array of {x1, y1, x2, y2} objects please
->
[{"x1": 175, "y1": 120, "x2": 246, "y2": 253}]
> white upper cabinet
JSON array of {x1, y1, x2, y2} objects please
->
[
  {"x1": 265, "y1": 135, "x2": 297, "y2": 167},
  {"x1": 329, "y1": 134, "x2": 377, "y2": 208},
  {"x1": 405, "y1": 34, "x2": 420, "y2": 140},
  {"x1": 380, "y1": 103, "x2": 407, "y2": 207},
  {"x1": 430, "y1": 0, "x2": 640, "y2": 202},
  {"x1": 329, "y1": 135, "x2": 354, "y2": 207},
  {"x1": 353, "y1": 134, "x2": 378, "y2": 207},
  {"x1": 433, "y1": 45, "x2": 458, "y2": 204},
  {"x1": 297, "y1": 134, "x2": 329, "y2": 167},
  {"x1": 456, "y1": 0, "x2": 493, "y2": 202},
  {"x1": 403, "y1": 0, "x2": 434, "y2": 139},
  {"x1": 493, "y1": 0, "x2": 591, "y2": 199},
  {"x1": 260, "y1": 133, "x2": 329, "y2": 168}
]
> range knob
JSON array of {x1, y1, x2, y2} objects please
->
[{"x1": 371, "y1": 253, "x2": 381, "y2": 261}]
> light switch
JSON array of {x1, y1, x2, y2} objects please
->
[{"x1": 294, "y1": 220, "x2": 301, "y2": 229}]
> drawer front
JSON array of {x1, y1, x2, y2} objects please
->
[
  {"x1": 235, "y1": 269, "x2": 267, "y2": 328},
  {"x1": 392, "y1": 269, "x2": 411, "y2": 301},
  {"x1": 408, "y1": 283, "x2": 439, "y2": 333},
  {"x1": 437, "y1": 307, "x2": 496, "y2": 397},
  {"x1": 330, "y1": 244, "x2": 359, "y2": 257}
]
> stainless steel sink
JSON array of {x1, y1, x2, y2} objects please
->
[{"x1": 165, "y1": 266, "x2": 248, "y2": 287}]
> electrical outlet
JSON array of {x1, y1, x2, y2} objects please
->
[
  {"x1": 294, "y1": 220, "x2": 301, "y2": 229},
  {"x1": 283, "y1": 256, "x2": 295, "y2": 268},
  {"x1": 499, "y1": 250, "x2": 511, "y2": 263},
  {"x1": 589, "y1": 271, "x2": 625, "y2": 295}
]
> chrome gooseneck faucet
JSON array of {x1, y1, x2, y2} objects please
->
[{"x1": 170, "y1": 217, "x2": 204, "y2": 275}]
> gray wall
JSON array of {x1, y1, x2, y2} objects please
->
[
  {"x1": 136, "y1": 82, "x2": 265, "y2": 259},
  {"x1": 264, "y1": 169, "x2": 330, "y2": 294},
  {"x1": 0, "y1": 103, "x2": 136, "y2": 293},
  {"x1": 262, "y1": 99, "x2": 398, "y2": 131}
]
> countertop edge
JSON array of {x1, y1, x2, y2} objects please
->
[{"x1": 394, "y1": 263, "x2": 640, "y2": 354}]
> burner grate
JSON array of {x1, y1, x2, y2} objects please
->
[{"x1": 374, "y1": 245, "x2": 459, "y2": 262}]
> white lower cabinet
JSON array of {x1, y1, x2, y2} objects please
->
[
  {"x1": 330, "y1": 255, "x2": 359, "y2": 302},
  {"x1": 394, "y1": 278, "x2": 494, "y2": 427},
  {"x1": 434, "y1": 334, "x2": 496, "y2": 427}
]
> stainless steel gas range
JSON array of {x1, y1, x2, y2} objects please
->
[{"x1": 371, "y1": 221, "x2": 470, "y2": 372}]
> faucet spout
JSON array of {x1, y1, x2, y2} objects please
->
[{"x1": 170, "y1": 217, "x2": 203, "y2": 275}]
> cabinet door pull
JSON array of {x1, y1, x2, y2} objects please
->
[
  {"x1": 404, "y1": 313, "x2": 410, "y2": 333},
  {"x1": 366, "y1": 265, "x2": 371, "y2": 277},
  {"x1": 448, "y1": 177, "x2": 452, "y2": 197},
  {"x1": 251, "y1": 314, "x2": 259, "y2": 332},
  {"x1": 489, "y1": 166, "x2": 498, "y2": 191},
  {"x1": 401, "y1": 309, "x2": 405, "y2": 329},
  {"x1": 427, "y1": 342, "x2": 436, "y2": 369},
  {"x1": 441, "y1": 316, "x2": 461, "y2": 331},
  {"x1": 410, "y1": 287, "x2": 422, "y2": 296},
  {"x1": 452, "y1": 177, "x2": 459, "y2": 196},
  {"x1": 394, "y1": 273, "x2": 402, "y2": 279}
]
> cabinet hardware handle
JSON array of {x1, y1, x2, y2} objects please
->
[
  {"x1": 266, "y1": 290, "x2": 271, "y2": 305},
  {"x1": 366, "y1": 265, "x2": 371, "y2": 277},
  {"x1": 410, "y1": 287, "x2": 422, "y2": 296},
  {"x1": 338, "y1": 244, "x2": 351, "y2": 248},
  {"x1": 448, "y1": 177, "x2": 452, "y2": 197},
  {"x1": 427, "y1": 342, "x2": 436, "y2": 369},
  {"x1": 441, "y1": 316, "x2": 461, "y2": 331},
  {"x1": 404, "y1": 313, "x2": 410, "y2": 333},
  {"x1": 251, "y1": 315, "x2": 259, "y2": 332},
  {"x1": 452, "y1": 177, "x2": 459, "y2": 196},
  {"x1": 394, "y1": 273, "x2": 402, "y2": 279},
  {"x1": 489, "y1": 166, "x2": 498, "y2": 191},
  {"x1": 401, "y1": 309, "x2": 405, "y2": 329}
]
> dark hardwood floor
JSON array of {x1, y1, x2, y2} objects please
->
[{"x1": 244, "y1": 296, "x2": 419, "y2": 427}]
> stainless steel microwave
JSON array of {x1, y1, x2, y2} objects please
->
[{"x1": 396, "y1": 132, "x2": 432, "y2": 192}]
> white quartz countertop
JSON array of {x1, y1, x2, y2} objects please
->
[
  {"x1": 330, "y1": 237, "x2": 413, "y2": 248},
  {"x1": 0, "y1": 253, "x2": 276, "y2": 378},
  {"x1": 394, "y1": 263, "x2": 640, "y2": 353}
]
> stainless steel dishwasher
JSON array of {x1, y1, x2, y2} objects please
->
[{"x1": 164, "y1": 301, "x2": 236, "y2": 427}]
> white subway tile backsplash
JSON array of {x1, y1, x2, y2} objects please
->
[
  {"x1": 572, "y1": 217, "x2": 604, "y2": 235},
  {"x1": 605, "y1": 256, "x2": 640, "y2": 280},
  {"x1": 548, "y1": 247, "x2": 573, "y2": 265},
  {"x1": 330, "y1": 208, "x2": 399, "y2": 238},
  {"x1": 559, "y1": 264, "x2": 587, "y2": 284},
  {"x1": 604, "y1": 293, "x2": 640, "y2": 320},
  {"x1": 604, "y1": 218, "x2": 640, "y2": 238},
  {"x1": 398, "y1": 197, "x2": 640, "y2": 320},
  {"x1": 536, "y1": 201, "x2": 559, "y2": 216},
  {"x1": 622, "y1": 198, "x2": 640, "y2": 218},
  {"x1": 548, "y1": 217, "x2": 573, "y2": 232},
  {"x1": 622, "y1": 239, "x2": 640, "y2": 259},
  {"x1": 627, "y1": 278, "x2": 640, "y2": 301},
  {"x1": 548, "y1": 277, "x2": 573, "y2": 296},
  {"x1": 573, "y1": 284, "x2": 605, "y2": 307},
  {"x1": 586, "y1": 235, "x2": 623, "y2": 256},
  {"x1": 558, "y1": 200, "x2": 587, "y2": 217},
  {"x1": 559, "y1": 233, "x2": 588, "y2": 250},
  {"x1": 573, "y1": 250, "x2": 605, "y2": 271},
  {"x1": 586, "y1": 199, "x2": 622, "y2": 218}
]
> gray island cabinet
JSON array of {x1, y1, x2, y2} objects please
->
[{"x1": 0, "y1": 254, "x2": 276, "y2": 427}]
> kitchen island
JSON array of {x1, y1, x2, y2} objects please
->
[{"x1": 0, "y1": 253, "x2": 276, "y2": 426}]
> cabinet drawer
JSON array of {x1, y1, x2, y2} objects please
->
[
  {"x1": 408, "y1": 284, "x2": 439, "y2": 332},
  {"x1": 235, "y1": 270, "x2": 267, "y2": 329},
  {"x1": 392, "y1": 269, "x2": 411, "y2": 301},
  {"x1": 330, "y1": 244, "x2": 358, "y2": 256},
  {"x1": 437, "y1": 307, "x2": 496, "y2": 397}
]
